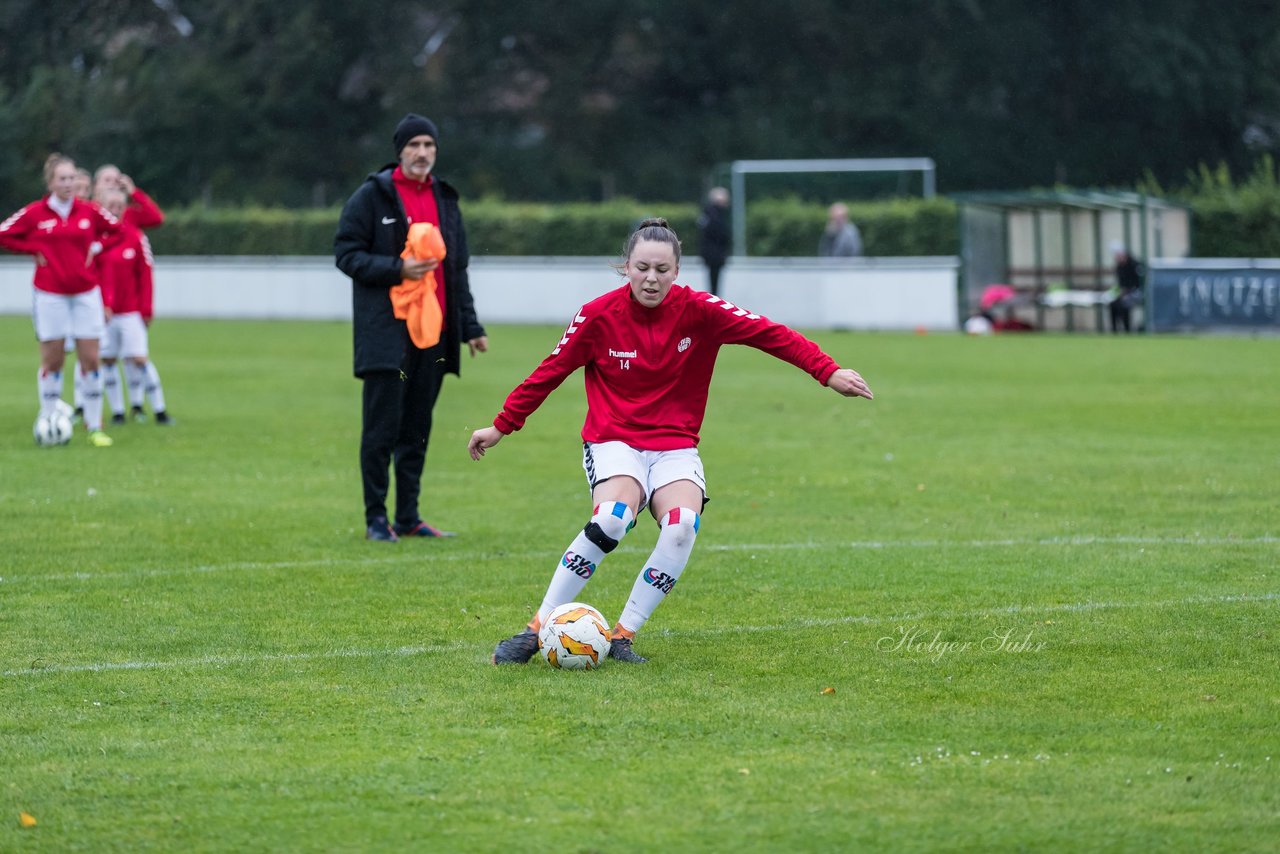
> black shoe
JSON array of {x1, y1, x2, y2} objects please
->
[
  {"x1": 365, "y1": 517, "x2": 399, "y2": 542},
  {"x1": 110, "y1": 412, "x2": 126, "y2": 425},
  {"x1": 131, "y1": 405, "x2": 147, "y2": 424},
  {"x1": 492, "y1": 629, "x2": 539, "y2": 664},
  {"x1": 154, "y1": 410, "x2": 173, "y2": 425},
  {"x1": 608, "y1": 636, "x2": 648, "y2": 663},
  {"x1": 394, "y1": 519, "x2": 456, "y2": 538}
]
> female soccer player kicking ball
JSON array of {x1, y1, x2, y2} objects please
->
[{"x1": 469, "y1": 219, "x2": 873, "y2": 664}]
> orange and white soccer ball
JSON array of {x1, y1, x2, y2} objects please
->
[{"x1": 539, "y1": 602, "x2": 611, "y2": 670}]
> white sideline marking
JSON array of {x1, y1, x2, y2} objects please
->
[
  {"x1": 3, "y1": 535, "x2": 1275, "y2": 586},
  {"x1": 4, "y1": 591, "x2": 1275, "y2": 679}
]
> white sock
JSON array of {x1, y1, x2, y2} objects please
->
[
  {"x1": 73, "y1": 364, "x2": 84, "y2": 409},
  {"x1": 124, "y1": 361, "x2": 146, "y2": 408},
  {"x1": 534, "y1": 501, "x2": 635, "y2": 630},
  {"x1": 103, "y1": 363, "x2": 124, "y2": 415},
  {"x1": 144, "y1": 361, "x2": 167, "y2": 413},
  {"x1": 81, "y1": 369, "x2": 104, "y2": 431},
  {"x1": 616, "y1": 507, "x2": 700, "y2": 636},
  {"x1": 38, "y1": 369, "x2": 63, "y2": 417}
]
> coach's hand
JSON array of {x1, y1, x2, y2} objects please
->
[
  {"x1": 827, "y1": 368, "x2": 874, "y2": 400},
  {"x1": 468, "y1": 426, "x2": 504, "y2": 460},
  {"x1": 468, "y1": 336, "x2": 489, "y2": 357}
]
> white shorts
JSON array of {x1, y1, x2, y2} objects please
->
[
  {"x1": 101, "y1": 312, "x2": 149, "y2": 360},
  {"x1": 33, "y1": 288, "x2": 104, "y2": 343},
  {"x1": 582, "y1": 441, "x2": 708, "y2": 511}
]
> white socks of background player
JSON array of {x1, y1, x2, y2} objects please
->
[
  {"x1": 533, "y1": 501, "x2": 635, "y2": 630},
  {"x1": 103, "y1": 363, "x2": 124, "y2": 416},
  {"x1": 145, "y1": 361, "x2": 167, "y2": 413},
  {"x1": 80, "y1": 368, "x2": 104, "y2": 431},
  {"x1": 38, "y1": 369, "x2": 62, "y2": 417},
  {"x1": 615, "y1": 507, "x2": 700, "y2": 637},
  {"x1": 124, "y1": 360, "x2": 167, "y2": 414},
  {"x1": 124, "y1": 361, "x2": 146, "y2": 410}
]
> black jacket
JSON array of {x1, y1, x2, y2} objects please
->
[
  {"x1": 334, "y1": 165, "x2": 485, "y2": 378},
  {"x1": 697, "y1": 203, "x2": 731, "y2": 267}
]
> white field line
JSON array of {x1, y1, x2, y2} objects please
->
[
  {"x1": 2, "y1": 535, "x2": 1276, "y2": 586},
  {"x1": 4, "y1": 591, "x2": 1276, "y2": 679}
]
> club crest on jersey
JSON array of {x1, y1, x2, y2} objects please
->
[
  {"x1": 678, "y1": 337, "x2": 691, "y2": 352},
  {"x1": 78, "y1": 219, "x2": 91, "y2": 229},
  {"x1": 123, "y1": 248, "x2": 136, "y2": 259}
]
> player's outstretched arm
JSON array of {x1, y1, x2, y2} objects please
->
[
  {"x1": 827, "y1": 368, "x2": 874, "y2": 400},
  {"x1": 468, "y1": 426, "x2": 505, "y2": 460}
]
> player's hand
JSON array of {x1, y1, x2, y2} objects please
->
[
  {"x1": 104, "y1": 308, "x2": 114, "y2": 322},
  {"x1": 468, "y1": 426, "x2": 503, "y2": 460},
  {"x1": 401, "y1": 256, "x2": 437, "y2": 279},
  {"x1": 119, "y1": 173, "x2": 136, "y2": 195},
  {"x1": 468, "y1": 336, "x2": 489, "y2": 357},
  {"x1": 827, "y1": 368, "x2": 873, "y2": 400},
  {"x1": 34, "y1": 252, "x2": 47, "y2": 267}
]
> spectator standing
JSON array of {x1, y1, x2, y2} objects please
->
[
  {"x1": 335, "y1": 113, "x2": 488, "y2": 542},
  {"x1": 819, "y1": 202, "x2": 863, "y2": 257},
  {"x1": 1109, "y1": 241, "x2": 1144, "y2": 333},
  {"x1": 696, "y1": 186, "x2": 731, "y2": 296}
]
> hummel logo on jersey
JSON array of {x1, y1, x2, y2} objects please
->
[
  {"x1": 552, "y1": 312, "x2": 588, "y2": 355},
  {"x1": 381, "y1": 216, "x2": 397, "y2": 224},
  {"x1": 678, "y1": 337, "x2": 691, "y2": 352},
  {"x1": 608, "y1": 348, "x2": 637, "y2": 359}
]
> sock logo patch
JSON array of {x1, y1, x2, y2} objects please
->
[
  {"x1": 642, "y1": 567, "x2": 677, "y2": 594},
  {"x1": 561, "y1": 551, "x2": 597, "y2": 579}
]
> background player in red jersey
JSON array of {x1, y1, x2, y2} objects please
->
[
  {"x1": 93, "y1": 187, "x2": 172, "y2": 425},
  {"x1": 470, "y1": 218, "x2": 873, "y2": 665},
  {"x1": 0, "y1": 153, "x2": 120, "y2": 446}
]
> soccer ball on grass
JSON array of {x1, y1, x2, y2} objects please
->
[
  {"x1": 539, "y1": 602, "x2": 612, "y2": 670},
  {"x1": 34, "y1": 408, "x2": 74, "y2": 447}
]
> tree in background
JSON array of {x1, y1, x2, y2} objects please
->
[{"x1": 1, "y1": 0, "x2": 1278, "y2": 207}]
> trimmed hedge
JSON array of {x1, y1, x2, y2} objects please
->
[
  {"x1": 143, "y1": 188, "x2": 1280, "y2": 259},
  {"x1": 145, "y1": 197, "x2": 959, "y2": 258}
]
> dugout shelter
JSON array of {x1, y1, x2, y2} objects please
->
[{"x1": 954, "y1": 190, "x2": 1191, "y2": 332}]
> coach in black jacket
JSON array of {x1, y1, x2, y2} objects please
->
[{"x1": 335, "y1": 113, "x2": 487, "y2": 542}]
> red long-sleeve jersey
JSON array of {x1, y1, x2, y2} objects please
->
[
  {"x1": 98, "y1": 222, "x2": 155, "y2": 320},
  {"x1": 124, "y1": 189, "x2": 165, "y2": 231},
  {"x1": 0, "y1": 197, "x2": 119, "y2": 295},
  {"x1": 493, "y1": 283, "x2": 841, "y2": 450}
]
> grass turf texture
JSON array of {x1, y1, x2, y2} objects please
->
[{"x1": 1, "y1": 315, "x2": 1276, "y2": 851}]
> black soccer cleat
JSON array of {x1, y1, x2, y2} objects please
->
[
  {"x1": 364, "y1": 516, "x2": 399, "y2": 542},
  {"x1": 492, "y1": 629, "x2": 539, "y2": 664},
  {"x1": 608, "y1": 636, "x2": 647, "y2": 664},
  {"x1": 110, "y1": 412, "x2": 127, "y2": 425}
]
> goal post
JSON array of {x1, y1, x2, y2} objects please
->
[{"x1": 724, "y1": 158, "x2": 937, "y2": 257}]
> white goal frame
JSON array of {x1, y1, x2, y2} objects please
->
[{"x1": 726, "y1": 158, "x2": 937, "y2": 257}]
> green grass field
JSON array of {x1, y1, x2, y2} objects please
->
[{"x1": 1, "y1": 314, "x2": 1276, "y2": 851}]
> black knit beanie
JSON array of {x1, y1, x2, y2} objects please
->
[{"x1": 393, "y1": 113, "x2": 439, "y2": 156}]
